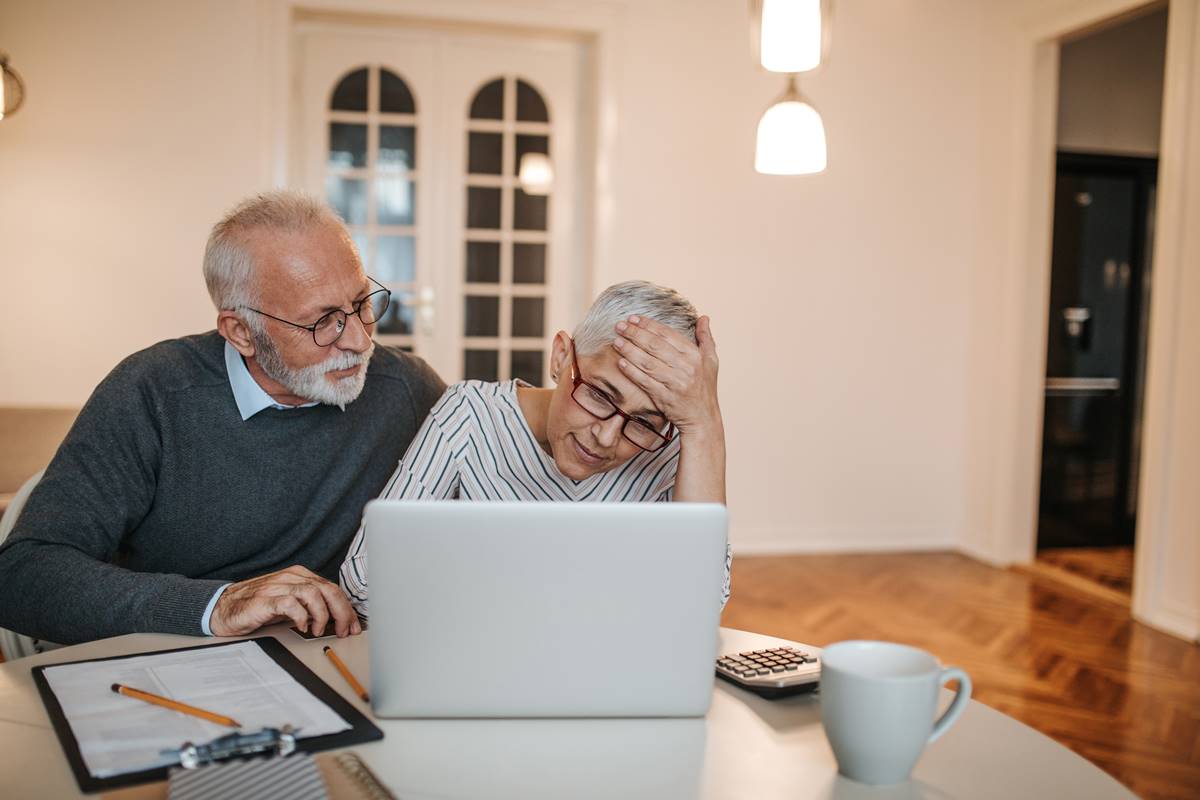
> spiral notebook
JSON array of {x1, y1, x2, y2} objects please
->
[
  {"x1": 164, "y1": 752, "x2": 394, "y2": 800},
  {"x1": 99, "y1": 751, "x2": 393, "y2": 800}
]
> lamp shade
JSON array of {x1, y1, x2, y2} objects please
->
[
  {"x1": 518, "y1": 153, "x2": 554, "y2": 196},
  {"x1": 755, "y1": 86, "x2": 827, "y2": 175},
  {"x1": 760, "y1": 0, "x2": 824, "y2": 73}
]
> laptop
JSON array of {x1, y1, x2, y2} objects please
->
[{"x1": 363, "y1": 500, "x2": 728, "y2": 718}]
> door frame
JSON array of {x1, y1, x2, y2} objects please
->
[{"x1": 973, "y1": 0, "x2": 1200, "y2": 641}]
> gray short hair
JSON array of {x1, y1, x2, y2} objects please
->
[
  {"x1": 202, "y1": 190, "x2": 350, "y2": 313},
  {"x1": 572, "y1": 281, "x2": 698, "y2": 356}
]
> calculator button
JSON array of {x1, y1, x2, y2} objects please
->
[
  {"x1": 771, "y1": 665, "x2": 786, "y2": 672},
  {"x1": 784, "y1": 663, "x2": 799, "y2": 671},
  {"x1": 741, "y1": 670, "x2": 758, "y2": 678},
  {"x1": 756, "y1": 668, "x2": 771, "y2": 675}
]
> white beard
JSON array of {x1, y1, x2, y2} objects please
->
[{"x1": 252, "y1": 329, "x2": 375, "y2": 410}]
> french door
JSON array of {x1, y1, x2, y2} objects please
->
[{"x1": 295, "y1": 21, "x2": 582, "y2": 385}]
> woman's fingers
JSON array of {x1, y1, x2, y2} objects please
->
[
  {"x1": 617, "y1": 316, "x2": 690, "y2": 357},
  {"x1": 616, "y1": 355, "x2": 667, "y2": 400},
  {"x1": 613, "y1": 336, "x2": 667, "y2": 380},
  {"x1": 696, "y1": 316, "x2": 717, "y2": 360}
]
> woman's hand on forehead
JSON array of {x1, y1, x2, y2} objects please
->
[{"x1": 611, "y1": 314, "x2": 722, "y2": 436}]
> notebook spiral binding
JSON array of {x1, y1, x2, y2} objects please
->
[{"x1": 331, "y1": 752, "x2": 396, "y2": 800}]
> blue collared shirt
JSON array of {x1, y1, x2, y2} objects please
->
[
  {"x1": 200, "y1": 342, "x2": 321, "y2": 634},
  {"x1": 224, "y1": 340, "x2": 319, "y2": 421}
]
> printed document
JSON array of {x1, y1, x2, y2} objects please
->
[{"x1": 41, "y1": 641, "x2": 350, "y2": 778}]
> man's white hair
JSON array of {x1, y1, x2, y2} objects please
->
[
  {"x1": 202, "y1": 189, "x2": 351, "y2": 317},
  {"x1": 572, "y1": 281, "x2": 698, "y2": 356}
]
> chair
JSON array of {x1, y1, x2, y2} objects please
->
[{"x1": 0, "y1": 470, "x2": 63, "y2": 661}]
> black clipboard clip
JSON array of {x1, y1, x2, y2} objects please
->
[{"x1": 161, "y1": 725, "x2": 299, "y2": 769}]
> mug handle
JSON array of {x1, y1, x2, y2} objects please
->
[{"x1": 928, "y1": 666, "x2": 972, "y2": 743}]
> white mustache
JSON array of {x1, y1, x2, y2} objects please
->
[{"x1": 321, "y1": 343, "x2": 374, "y2": 374}]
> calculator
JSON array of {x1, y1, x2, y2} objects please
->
[{"x1": 715, "y1": 646, "x2": 821, "y2": 699}]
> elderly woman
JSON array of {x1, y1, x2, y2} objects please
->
[{"x1": 340, "y1": 280, "x2": 728, "y2": 617}]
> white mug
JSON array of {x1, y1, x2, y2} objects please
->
[{"x1": 818, "y1": 640, "x2": 972, "y2": 785}]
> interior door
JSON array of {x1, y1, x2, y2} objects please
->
[{"x1": 294, "y1": 22, "x2": 582, "y2": 385}]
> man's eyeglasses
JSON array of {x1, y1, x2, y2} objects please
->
[
  {"x1": 568, "y1": 339, "x2": 675, "y2": 452},
  {"x1": 245, "y1": 276, "x2": 392, "y2": 347}
]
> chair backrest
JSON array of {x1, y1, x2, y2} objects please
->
[{"x1": 0, "y1": 470, "x2": 63, "y2": 661}]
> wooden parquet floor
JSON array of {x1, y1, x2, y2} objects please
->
[
  {"x1": 720, "y1": 552, "x2": 1200, "y2": 800},
  {"x1": 1038, "y1": 546, "x2": 1135, "y2": 595}
]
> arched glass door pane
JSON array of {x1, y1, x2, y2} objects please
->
[
  {"x1": 325, "y1": 65, "x2": 419, "y2": 350},
  {"x1": 462, "y1": 76, "x2": 552, "y2": 386}
]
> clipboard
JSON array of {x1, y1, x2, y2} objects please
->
[{"x1": 31, "y1": 636, "x2": 383, "y2": 794}]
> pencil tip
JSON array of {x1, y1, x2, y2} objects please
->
[
  {"x1": 110, "y1": 683, "x2": 120, "y2": 693},
  {"x1": 323, "y1": 645, "x2": 331, "y2": 652}
]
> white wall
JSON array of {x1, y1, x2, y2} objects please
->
[
  {"x1": 0, "y1": 0, "x2": 267, "y2": 407},
  {"x1": 1057, "y1": 8, "x2": 1168, "y2": 155}
]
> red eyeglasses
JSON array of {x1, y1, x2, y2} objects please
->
[{"x1": 568, "y1": 339, "x2": 674, "y2": 452}]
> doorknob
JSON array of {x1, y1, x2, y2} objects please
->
[{"x1": 1062, "y1": 307, "x2": 1091, "y2": 338}]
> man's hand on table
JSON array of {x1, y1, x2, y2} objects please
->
[{"x1": 209, "y1": 565, "x2": 362, "y2": 638}]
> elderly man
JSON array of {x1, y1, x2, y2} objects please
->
[{"x1": 0, "y1": 191, "x2": 444, "y2": 644}]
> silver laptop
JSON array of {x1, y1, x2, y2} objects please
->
[{"x1": 364, "y1": 501, "x2": 728, "y2": 718}]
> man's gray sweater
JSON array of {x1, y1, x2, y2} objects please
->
[{"x1": 0, "y1": 332, "x2": 444, "y2": 644}]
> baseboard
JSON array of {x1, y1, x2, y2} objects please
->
[
  {"x1": 1133, "y1": 603, "x2": 1200, "y2": 643},
  {"x1": 730, "y1": 527, "x2": 956, "y2": 556}
]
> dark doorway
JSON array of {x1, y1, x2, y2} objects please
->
[{"x1": 1036, "y1": 152, "x2": 1156, "y2": 553}]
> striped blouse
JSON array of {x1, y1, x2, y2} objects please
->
[{"x1": 340, "y1": 379, "x2": 732, "y2": 615}]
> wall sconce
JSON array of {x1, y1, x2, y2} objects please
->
[
  {"x1": 750, "y1": 1, "x2": 831, "y2": 175},
  {"x1": 0, "y1": 53, "x2": 26, "y2": 121},
  {"x1": 518, "y1": 152, "x2": 554, "y2": 196},
  {"x1": 755, "y1": 76, "x2": 827, "y2": 175}
]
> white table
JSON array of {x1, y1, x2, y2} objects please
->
[{"x1": 0, "y1": 626, "x2": 1133, "y2": 799}]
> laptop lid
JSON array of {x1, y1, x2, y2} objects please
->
[{"x1": 364, "y1": 501, "x2": 727, "y2": 718}]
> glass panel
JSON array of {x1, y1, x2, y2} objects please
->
[
  {"x1": 376, "y1": 293, "x2": 414, "y2": 335},
  {"x1": 470, "y1": 78, "x2": 504, "y2": 120},
  {"x1": 326, "y1": 176, "x2": 368, "y2": 225},
  {"x1": 379, "y1": 126, "x2": 415, "y2": 172},
  {"x1": 380, "y1": 69, "x2": 416, "y2": 114},
  {"x1": 513, "y1": 189, "x2": 548, "y2": 231},
  {"x1": 467, "y1": 187, "x2": 501, "y2": 229},
  {"x1": 466, "y1": 241, "x2": 500, "y2": 283},
  {"x1": 512, "y1": 297, "x2": 545, "y2": 338},
  {"x1": 512, "y1": 243, "x2": 546, "y2": 284},
  {"x1": 511, "y1": 350, "x2": 544, "y2": 387},
  {"x1": 377, "y1": 177, "x2": 415, "y2": 225},
  {"x1": 331, "y1": 68, "x2": 368, "y2": 112},
  {"x1": 464, "y1": 349, "x2": 499, "y2": 382},
  {"x1": 352, "y1": 233, "x2": 372, "y2": 272},
  {"x1": 377, "y1": 236, "x2": 415, "y2": 284},
  {"x1": 513, "y1": 135, "x2": 549, "y2": 176},
  {"x1": 516, "y1": 79, "x2": 549, "y2": 122},
  {"x1": 468, "y1": 132, "x2": 503, "y2": 175},
  {"x1": 329, "y1": 123, "x2": 367, "y2": 168},
  {"x1": 464, "y1": 295, "x2": 500, "y2": 336}
]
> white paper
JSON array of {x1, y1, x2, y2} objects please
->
[{"x1": 41, "y1": 640, "x2": 351, "y2": 778}]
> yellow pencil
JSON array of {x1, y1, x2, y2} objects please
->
[
  {"x1": 111, "y1": 683, "x2": 241, "y2": 728},
  {"x1": 324, "y1": 645, "x2": 370, "y2": 703}
]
